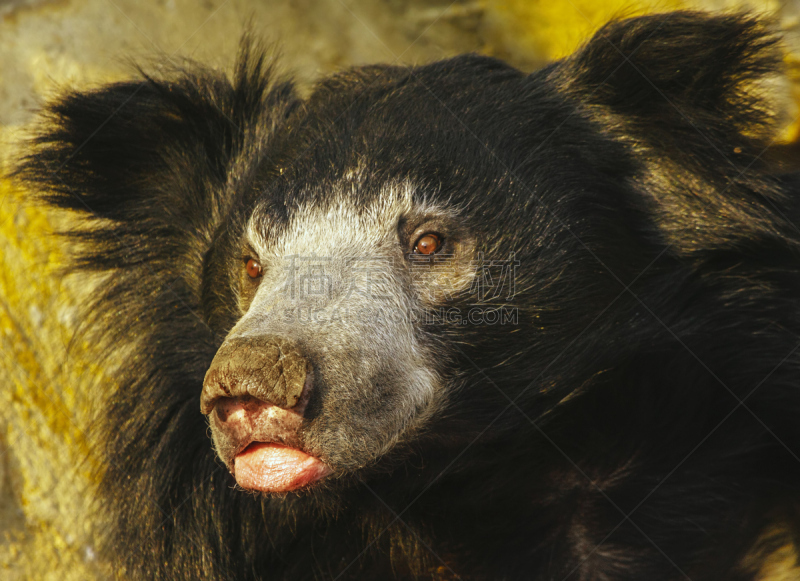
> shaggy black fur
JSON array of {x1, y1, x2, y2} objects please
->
[{"x1": 14, "y1": 11, "x2": 800, "y2": 580}]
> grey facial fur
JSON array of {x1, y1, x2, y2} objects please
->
[{"x1": 207, "y1": 178, "x2": 475, "y2": 473}]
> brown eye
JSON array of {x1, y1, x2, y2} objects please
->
[
  {"x1": 245, "y1": 258, "x2": 262, "y2": 279},
  {"x1": 414, "y1": 233, "x2": 442, "y2": 255}
]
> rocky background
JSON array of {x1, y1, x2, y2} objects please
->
[{"x1": 1, "y1": 0, "x2": 799, "y2": 578}]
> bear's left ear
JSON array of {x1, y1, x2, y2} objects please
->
[
  {"x1": 546, "y1": 12, "x2": 800, "y2": 255},
  {"x1": 552, "y1": 11, "x2": 783, "y2": 146}
]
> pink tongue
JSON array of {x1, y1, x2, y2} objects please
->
[{"x1": 234, "y1": 443, "x2": 330, "y2": 492}]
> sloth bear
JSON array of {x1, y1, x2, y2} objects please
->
[{"x1": 14, "y1": 10, "x2": 800, "y2": 581}]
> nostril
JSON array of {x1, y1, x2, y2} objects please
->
[
  {"x1": 200, "y1": 365, "x2": 231, "y2": 415},
  {"x1": 211, "y1": 396, "x2": 264, "y2": 424},
  {"x1": 215, "y1": 401, "x2": 231, "y2": 423}
]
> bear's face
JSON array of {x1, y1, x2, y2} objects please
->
[
  {"x1": 194, "y1": 60, "x2": 574, "y2": 493},
  {"x1": 193, "y1": 51, "x2": 609, "y2": 492},
  {"x1": 201, "y1": 178, "x2": 481, "y2": 491}
]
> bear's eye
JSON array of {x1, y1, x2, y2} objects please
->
[
  {"x1": 413, "y1": 233, "x2": 442, "y2": 255},
  {"x1": 245, "y1": 258, "x2": 263, "y2": 279}
]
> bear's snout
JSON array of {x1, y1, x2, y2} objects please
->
[
  {"x1": 200, "y1": 336, "x2": 312, "y2": 415},
  {"x1": 200, "y1": 335, "x2": 317, "y2": 479}
]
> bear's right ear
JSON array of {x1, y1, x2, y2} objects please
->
[
  {"x1": 14, "y1": 45, "x2": 298, "y2": 304},
  {"x1": 15, "y1": 45, "x2": 298, "y2": 274},
  {"x1": 14, "y1": 45, "x2": 299, "y2": 343},
  {"x1": 552, "y1": 11, "x2": 782, "y2": 149}
]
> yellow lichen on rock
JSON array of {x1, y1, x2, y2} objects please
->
[{"x1": 0, "y1": 146, "x2": 110, "y2": 580}]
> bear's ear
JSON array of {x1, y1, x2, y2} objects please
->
[
  {"x1": 14, "y1": 44, "x2": 298, "y2": 342},
  {"x1": 15, "y1": 43, "x2": 298, "y2": 290},
  {"x1": 553, "y1": 11, "x2": 783, "y2": 143},
  {"x1": 548, "y1": 12, "x2": 799, "y2": 255},
  {"x1": 15, "y1": 44, "x2": 297, "y2": 275}
]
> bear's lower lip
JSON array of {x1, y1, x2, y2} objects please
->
[{"x1": 233, "y1": 442, "x2": 331, "y2": 492}]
